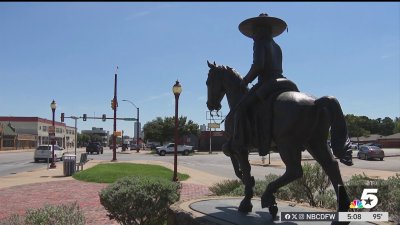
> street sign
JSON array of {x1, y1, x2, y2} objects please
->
[
  {"x1": 208, "y1": 123, "x2": 220, "y2": 129},
  {"x1": 123, "y1": 118, "x2": 136, "y2": 121},
  {"x1": 114, "y1": 131, "x2": 122, "y2": 136},
  {"x1": 49, "y1": 132, "x2": 55, "y2": 140},
  {"x1": 48, "y1": 126, "x2": 55, "y2": 133}
]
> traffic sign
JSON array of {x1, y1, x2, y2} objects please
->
[
  {"x1": 49, "y1": 132, "x2": 55, "y2": 140},
  {"x1": 48, "y1": 126, "x2": 55, "y2": 133},
  {"x1": 114, "y1": 131, "x2": 122, "y2": 136},
  {"x1": 208, "y1": 123, "x2": 220, "y2": 129}
]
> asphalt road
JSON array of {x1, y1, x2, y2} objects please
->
[{"x1": 0, "y1": 148, "x2": 399, "y2": 180}]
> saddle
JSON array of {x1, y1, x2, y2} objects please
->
[{"x1": 255, "y1": 78, "x2": 299, "y2": 156}]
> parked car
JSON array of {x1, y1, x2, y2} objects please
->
[
  {"x1": 86, "y1": 142, "x2": 103, "y2": 154},
  {"x1": 109, "y1": 144, "x2": 119, "y2": 149},
  {"x1": 349, "y1": 142, "x2": 359, "y2": 150},
  {"x1": 34, "y1": 145, "x2": 65, "y2": 162},
  {"x1": 147, "y1": 143, "x2": 161, "y2": 150},
  {"x1": 156, "y1": 143, "x2": 194, "y2": 156},
  {"x1": 130, "y1": 144, "x2": 138, "y2": 150},
  {"x1": 357, "y1": 145, "x2": 384, "y2": 161},
  {"x1": 130, "y1": 143, "x2": 146, "y2": 150}
]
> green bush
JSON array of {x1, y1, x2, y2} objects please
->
[
  {"x1": 0, "y1": 202, "x2": 85, "y2": 225},
  {"x1": 209, "y1": 163, "x2": 335, "y2": 209},
  {"x1": 287, "y1": 163, "x2": 332, "y2": 207},
  {"x1": 0, "y1": 214, "x2": 24, "y2": 225},
  {"x1": 385, "y1": 174, "x2": 400, "y2": 223},
  {"x1": 209, "y1": 179, "x2": 242, "y2": 196},
  {"x1": 99, "y1": 176, "x2": 180, "y2": 225}
]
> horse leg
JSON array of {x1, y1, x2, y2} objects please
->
[
  {"x1": 235, "y1": 150, "x2": 254, "y2": 213},
  {"x1": 307, "y1": 141, "x2": 350, "y2": 225},
  {"x1": 262, "y1": 144, "x2": 303, "y2": 219},
  {"x1": 230, "y1": 154, "x2": 243, "y2": 180}
]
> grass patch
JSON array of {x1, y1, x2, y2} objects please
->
[{"x1": 72, "y1": 163, "x2": 189, "y2": 183}]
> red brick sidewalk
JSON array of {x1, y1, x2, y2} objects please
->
[{"x1": 0, "y1": 180, "x2": 211, "y2": 224}]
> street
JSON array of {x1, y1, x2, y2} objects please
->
[{"x1": 1, "y1": 148, "x2": 399, "y2": 181}]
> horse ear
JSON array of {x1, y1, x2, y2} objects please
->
[
  {"x1": 207, "y1": 60, "x2": 214, "y2": 68},
  {"x1": 213, "y1": 61, "x2": 216, "y2": 66}
]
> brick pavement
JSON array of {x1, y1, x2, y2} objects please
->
[{"x1": 0, "y1": 180, "x2": 211, "y2": 224}]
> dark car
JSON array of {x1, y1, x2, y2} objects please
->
[
  {"x1": 86, "y1": 142, "x2": 103, "y2": 154},
  {"x1": 357, "y1": 145, "x2": 384, "y2": 161}
]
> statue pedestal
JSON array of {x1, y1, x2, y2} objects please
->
[{"x1": 168, "y1": 197, "x2": 372, "y2": 225}]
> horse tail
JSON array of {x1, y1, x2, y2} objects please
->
[{"x1": 315, "y1": 96, "x2": 352, "y2": 165}]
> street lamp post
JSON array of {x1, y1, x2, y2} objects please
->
[
  {"x1": 172, "y1": 80, "x2": 182, "y2": 182},
  {"x1": 122, "y1": 100, "x2": 140, "y2": 152},
  {"x1": 50, "y1": 100, "x2": 57, "y2": 169}
]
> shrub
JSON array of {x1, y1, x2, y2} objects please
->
[
  {"x1": 385, "y1": 174, "x2": 400, "y2": 223},
  {"x1": 0, "y1": 202, "x2": 85, "y2": 225},
  {"x1": 0, "y1": 214, "x2": 24, "y2": 225},
  {"x1": 99, "y1": 176, "x2": 180, "y2": 225},
  {"x1": 24, "y1": 202, "x2": 85, "y2": 225},
  {"x1": 287, "y1": 163, "x2": 332, "y2": 207},
  {"x1": 209, "y1": 179, "x2": 242, "y2": 196}
]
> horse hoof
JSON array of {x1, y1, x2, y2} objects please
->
[
  {"x1": 238, "y1": 200, "x2": 253, "y2": 213},
  {"x1": 269, "y1": 205, "x2": 278, "y2": 220}
]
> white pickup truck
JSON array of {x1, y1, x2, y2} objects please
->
[{"x1": 156, "y1": 143, "x2": 194, "y2": 156}]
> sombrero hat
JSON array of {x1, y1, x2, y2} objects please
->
[{"x1": 239, "y1": 13, "x2": 287, "y2": 38}]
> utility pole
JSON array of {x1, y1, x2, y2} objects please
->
[
  {"x1": 71, "y1": 116, "x2": 78, "y2": 156},
  {"x1": 112, "y1": 68, "x2": 118, "y2": 161}
]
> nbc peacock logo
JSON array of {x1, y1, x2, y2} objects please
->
[
  {"x1": 349, "y1": 188, "x2": 378, "y2": 209},
  {"x1": 349, "y1": 199, "x2": 364, "y2": 209}
]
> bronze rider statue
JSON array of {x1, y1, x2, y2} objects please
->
[{"x1": 233, "y1": 13, "x2": 291, "y2": 156}]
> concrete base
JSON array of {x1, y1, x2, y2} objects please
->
[{"x1": 168, "y1": 197, "x2": 373, "y2": 225}]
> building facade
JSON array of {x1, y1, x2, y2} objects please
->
[{"x1": 0, "y1": 117, "x2": 75, "y2": 151}]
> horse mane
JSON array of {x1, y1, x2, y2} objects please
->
[{"x1": 214, "y1": 64, "x2": 243, "y2": 82}]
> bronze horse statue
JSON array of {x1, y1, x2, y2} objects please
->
[{"x1": 206, "y1": 61, "x2": 352, "y2": 224}]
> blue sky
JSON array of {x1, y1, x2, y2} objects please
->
[{"x1": 1, "y1": 2, "x2": 399, "y2": 137}]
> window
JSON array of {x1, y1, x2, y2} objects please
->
[{"x1": 43, "y1": 126, "x2": 47, "y2": 131}]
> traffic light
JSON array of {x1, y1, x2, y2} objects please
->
[
  {"x1": 102, "y1": 114, "x2": 106, "y2": 122},
  {"x1": 111, "y1": 99, "x2": 115, "y2": 110},
  {"x1": 83, "y1": 114, "x2": 87, "y2": 121},
  {"x1": 61, "y1": 113, "x2": 64, "y2": 122}
]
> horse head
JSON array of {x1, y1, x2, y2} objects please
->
[{"x1": 206, "y1": 60, "x2": 225, "y2": 111}]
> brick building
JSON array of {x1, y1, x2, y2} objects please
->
[{"x1": 0, "y1": 117, "x2": 75, "y2": 151}]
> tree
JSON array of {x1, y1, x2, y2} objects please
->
[
  {"x1": 379, "y1": 117, "x2": 395, "y2": 136},
  {"x1": 345, "y1": 114, "x2": 370, "y2": 138},
  {"x1": 77, "y1": 133, "x2": 90, "y2": 147},
  {"x1": 143, "y1": 116, "x2": 200, "y2": 145},
  {"x1": 394, "y1": 117, "x2": 400, "y2": 134},
  {"x1": 345, "y1": 114, "x2": 396, "y2": 138}
]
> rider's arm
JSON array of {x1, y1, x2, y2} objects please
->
[{"x1": 243, "y1": 39, "x2": 264, "y2": 84}]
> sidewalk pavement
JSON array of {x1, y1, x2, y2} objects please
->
[{"x1": 0, "y1": 157, "x2": 224, "y2": 224}]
